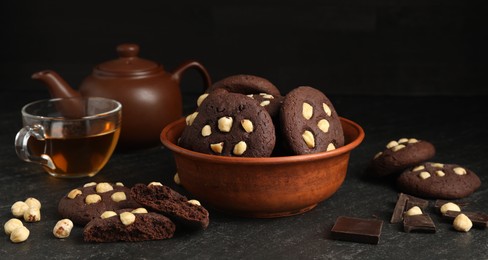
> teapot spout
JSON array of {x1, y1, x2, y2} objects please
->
[{"x1": 32, "y1": 70, "x2": 81, "y2": 98}]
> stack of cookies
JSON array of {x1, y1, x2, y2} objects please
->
[{"x1": 179, "y1": 74, "x2": 345, "y2": 157}]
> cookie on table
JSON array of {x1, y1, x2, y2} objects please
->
[
  {"x1": 279, "y1": 86, "x2": 344, "y2": 155},
  {"x1": 370, "y1": 138, "x2": 435, "y2": 177},
  {"x1": 200, "y1": 74, "x2": 283, "y2": 118},
  {"x1": 396, "y1": 162, "x2": 481, "y2": 199},
  {"x1": 131, "y1": 183, "x2": 210, "y2": 229},
  {"x1": 180, "y1": 89, "x2": 276, "y2": 157},
  {"x1": 58, "y1": 182, "x2": 142, "y2": 226},
  {"x1": 83, "y1": 209, "x2": 175, "y2": 242}
]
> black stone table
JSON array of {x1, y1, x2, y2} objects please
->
[{"x1": 1, "y1": 90, "x2": 487, "y2": 259}]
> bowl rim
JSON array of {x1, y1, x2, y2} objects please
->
[{"x1": 160, "y1": 117, "x2": 365, "y2": 165}]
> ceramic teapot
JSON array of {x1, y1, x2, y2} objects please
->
[{"x1": 32, "y1": 43, "x2": 211, "y2": 149}]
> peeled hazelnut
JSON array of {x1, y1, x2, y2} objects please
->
[
  {"x1": 317, "y1": 119, "x2": 330, "y2": 133},
  {"x1": 174, "y1": 173, "x2": 181, "y2": 185},
  {"x1": 148, "y1": 182, "x2": 163, "y2": 187},
  {"x1": 419, "y1": 171, "x2": 431, "y2": 180},
  {"x1": 453, "y1": 213, "x2": 473, "y2": 232},
  {"x1": 96, "y1": 182, "x2": 113, "y2": 193},
  {"x1": 391, "y1": 144, "x2": 406, "y2": 152},
  {"x1": 196, "y1": 93, "x2": 209, "y2": 107},
  {"x1": 412, "y1": 165, "x2": 425, "y2": 171},
  {"x1": 10, "y1": 226, "x2": 29, "y2": 243},
  {"x1": 322, "y1": 103, "x2": 332, "y2": 116},
  {"x1": 453, "y1": 167, "x2": 467, "y2": 175},
  {"x1": 85, "y1": 194, "x2": 102, "y2": 205},
  {"x1": 435, "y1": 170, "x2": 446, "y2": 177},
  {"x1": 398, "y1": 138, "x2": 409, "y2": 143},
  {"x1": 131, "y1": 208, "x2": 148, "y2": 214},
  {"x1": 326, "y1": 143, "x2": 336, "y2": 151},
  {"x1": 53, "y1": 219, "x2": 73, "y2": 238},
  {"x1": 386, "y1": 140, "x2": 399, "y2": 149},
  {"x1": 67, "y1": 189, "x2": 82, "y2": 199},
  {"x1": 115, "y1": 182, "x2": 124, "y2": 187},
  {"x1": 374, "y1": 152, "x2": 383, "y2": 159},
  {"x1": 11, "y1": 201, "x2": 29, "y2": 218},
  {"x1": 260, "y1": 100, "x2": 270, "y2": 107},
  {"x1": 100, "y1": 211, "x2": 117, "y2": 219},
  {"x1": 440, "y1": 202, "x2": 461, "y2": 214},
  {"x1": 262, "y1": 94, "x2": 274, "y2": 99},
  {"x1": 23, "y1": 207, "x2": 41, "y2": 222},
  {"x1": 302, "y1": 130, "x2": 315, "y2": 149},
  {"x1": 431, "y1": 163, "x2": 444, "y2": 168},
  {"x1": 210, "y1": 142, "x2": 224, "y2": 154},
  {"x1": 187, "y1": 199, "x2": 201, "y2": 206},
  {"x1": 302, "y1": 102, "x2": 313, "y2": 120},
  {"x1": 185, "y1": 112, "x2": 199, "y2": 126},
  {"x1": 240, "y1": 119, "x2": 254, "y2": 133},
  {"x1": 4, "y1": 218, "x2": 23, "y2": 235},
  {"x1": 246, "y1": 94, "x2": 254, "y2": 98},
  {"x1": 24, "y1": 197, "x2": 41, "y2": 209},
  {"x1": 120, "y1": 212, "x2": 136, "y2": 226},
  {"x1": 405, "y1": 206, "x2": 423, "y2": 216},
  {"x1": 83, "y1": 182, "x2": 97, "y2": 188},
  {"x1": 408, "y1": 138, "x2": 419, "y2": 143},
  {"x1": 218, "y1": 117, "x2": 233, "y2": 132},
  {"x1": 201, "y1": 125, "x2": 212, "y2": 137},
  {"x1": 233, "y1": 141, "x2": 247, "y2": 156},
  {"x1": 111, "y1": 192, "x2": 127, "y2": 202}
]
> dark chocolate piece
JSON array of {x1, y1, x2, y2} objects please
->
[
  {"x1": 331, "y1": 216, "x2": 383, "y2": 245},
  {"x1": 403, "y1": 214, "x2": 436, "y2": 233},
  {"x1": 406, "y1": 195, "x2": 429, "y2": 211},
  {"x1": 443, "y1": 211, "x2": 488, "y2": 229},
  {"x1": 391, "y1": 193, "x2": 429, "y2": 224}
]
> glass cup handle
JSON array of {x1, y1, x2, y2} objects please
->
[{"x1": 14, "y1": 124, "x2": 55, "y2": 169}]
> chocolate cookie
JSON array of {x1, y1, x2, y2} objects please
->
[
  {"x1": 370, "y1": 138, "x2": 436, "y2": 177},
  {"x1": 131, "y1": 183, "x2": 210, "y2": 229},
  {"x1": 83, "y1": 210, "x2": 175, "y2": 242},
  {"x1": 58, "y1": 182, "x2": 141, "y2": 225},
  {"x1": 279, "y1": 86, "x2": 344, "y2": 155},
  {"x1": 180, "y1": 89, "x2": 276, "y2": 157},
  {"x1": 396, "y1": 162, "x2": 481, "y2": 199}
]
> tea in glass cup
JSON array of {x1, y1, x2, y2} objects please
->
[{"x1": 15, "y1": 97, "x2": 121, "y2": 178}]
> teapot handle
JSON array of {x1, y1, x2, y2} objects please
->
[{"x1": 171, "y1": 60, "x2": 212, "y2": 91}]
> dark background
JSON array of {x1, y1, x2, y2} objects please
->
[{"x1": 1, "y1": 0, "x2": 486, "y2": 98}]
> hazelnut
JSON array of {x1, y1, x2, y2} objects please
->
[
  {"x1": 453, "y1": 213, "x2": 473, "y2": 232},
  {"x1": 96, "y1": 182, "x2": 113, "y2": 193},
  {"x1": 24, "y1": 197, "x2": 41, "y2": 209},
  {"x1": 261, "y1": 94, "x2": 274, "y2": 99},
  {"x1": 218, "y1": 117, "x2": 233, "y2": 132},
  {"x1": 386, "y1": 140, "x2": 399, "y2": 149},
  {"x1": 302, "y1": 102, "x2": 313, "y2": 120},
  {"x1": 115, "y1": 182, "x2": 124, "y2": 187},
  {"x1": 453, "y1": 167, "x2": 467, "y2": 176},
  {"x1": 391, "y1": 144, "x2": 406, "y2": 152},
  {"x1": 148, "y1": 181, "x2": 163, "y2": 187},
  {"x1": 412, "y1": 165, "x2": 425, "y2": 171},
  {"x1": 373, "y1": 152, "x2": 383, "y2": 159},
  {"x1": 246, "y1": 94, "x2": 254, "y2": 98},
  {"x1": 326, "y1": 143, "x2": 336, "y2": 151},
  {"x1": 10, "y1": 226, "x2": 29, "y2": 243},
  {"x1": 431, "y1": 163, "x2": 444, "y2": 168},
  {"x1": 405, "y1": 206, "x2": 423, "y2": 216},
  {"x1": 419, "y1": 171, "x2": 431, "y2": 180},
  {"x1": 4, "y1": 218, "x2": 23, "y2": 235},
  {"x1": 201, "y1": 125, "x2": 212, "y2": 137},
  {"x1": 11, "y1": 201, "x2": 29, "y2": 218},
  {"x1": 317, "y1": 119, "x2": 330, "y2": 133},
  {"x1": 53, "y1": 219, "x2": 73, "y2": 238},
  {"x1": 196, "y1": 93, "x2": 209, "y2": 107},
  {"x1": 233, "y1": 141, "x2": 247, "y2": 156},
  {"x1": 120, "y1": 212, "x2": 136, "y2": 226},
  {"x1": 408, "y1": 138, "x2": 419, "y2": 143},
  {"x1": 185, "y1": 112, "x2": 199, "y2": 126},
  {"x1": 259, "y1": 100, "x2": 270, "y2": 107},
  {"x1": 131, "y1": 208, "x2": 148, "y2": 214},
  {"x1": 174, "y1": 173, "x2": 181, "y2": 185},
  {"x1": 440, "y1": 202, "x2": 461, "y2": 214},
  {"x1": 83, "y1": 182, "x2": 97, "y2": 188},
  {"x1": 322, "y1": 103, "x2": 332, "y2": 116},
  {"x1": 302, "y1": 130, "x2": 315, "y2": 149},
  {"x1": 187, "y1": 199, "x2": 201, "y2": 206},
  {"x1": 240, "y1": 119, "x2": 254, "y2": 133},
  {"x1": 210, "y1": 142, "x2": 224, "y2": 154},
  {"x1": 111, "y1": 192, "x2": 127, "y2": 202},
  {"x1": 85, "y1": 194, "x2": 102, "y2": 205},
  {"x1": 100, "y1": 211, "x2": 117, "y2": 219},
  {"x1": 23, "y1": 207, "x2": 41, "y2": 222},
  {"x1": 67, "y1": 189, "x2": 82, "y2": 199},
  {"x1": 435, "y1": 170, "x2": 446, "y2": 177},
  {"x1": 398, "y1": 138, "x2": 409, "y2": 143}
]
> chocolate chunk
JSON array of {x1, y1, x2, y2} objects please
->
[
  {"x1": 443, "y1": 211, "x2": 488, "y2": 229},
  {"x1": 403, "y1": 214, "x2": 436, "y2": 233},
  {"x1": 331, "y1": 216, "x2": 383, "y2": 245},
  {"x1": 391, "y1": 193, "x2": 429, "y2": 224}
]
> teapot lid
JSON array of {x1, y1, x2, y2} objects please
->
[{"x1": 95, "y1": 43, "x2": 162, "y2": 76}]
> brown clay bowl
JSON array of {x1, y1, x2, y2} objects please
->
[{"x1": 160, "y1": 117, "x2": 364, "y2": 218}]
